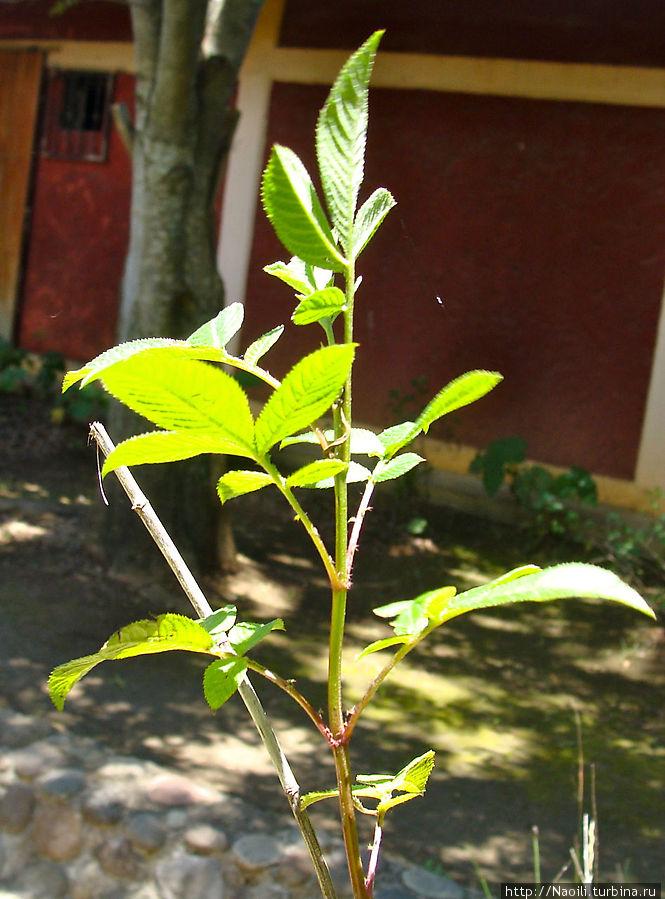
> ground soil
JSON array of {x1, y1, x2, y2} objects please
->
[{"x1": 2, "y1": 394, "x2": 664, "y2": 889}]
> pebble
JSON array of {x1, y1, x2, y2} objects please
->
[
  {"x1": 0, "y1": 707, "x2": 477, "y2": 899},
  {"x1": 402, "y1": 867, "x2": 465, "y2": 899},
  {"x1": 184, "y1": 823, "x2": 228, "y2": 855},
  {"x1": 32, "y1": 803, "x2": 83, "y2": 861},
  {"x1": 232, "y1": 832, "x2": 282, "y2": 870},
  {"x1": 0, "y1": 782, "x2": 35, "y2": 833}
]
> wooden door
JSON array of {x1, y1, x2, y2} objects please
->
[{"x1": 0, "y1": 49, "x2": 43, "y2": 340}]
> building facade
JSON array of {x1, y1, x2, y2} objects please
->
[{"x1": 2, "y1": 0, "x2": 664, "y2": 506}]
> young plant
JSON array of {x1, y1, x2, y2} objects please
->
[{"x1": 51, "y1": 33, "x2": 655, "y2": 899}]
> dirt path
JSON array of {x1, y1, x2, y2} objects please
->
[{"x1": 2, "y1": 394, "x2": 664, "y2": 887}]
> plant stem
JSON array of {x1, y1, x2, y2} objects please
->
[
  {"x1": 347, "y1": 479, "x2": 375, "y2": 578},
  {"x1": 365, "y1": 815, "x2": 384, "y2": 896},
  {"x1": 89, "y1": 422, "x2": 338, "y2": 899},
  {"x1": 326, "y1": 261, "x2": 370, "y2": 899}
]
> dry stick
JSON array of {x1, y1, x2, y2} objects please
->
[{"x1": 89, "y1": 422, "x2": 337, "y2": 899}]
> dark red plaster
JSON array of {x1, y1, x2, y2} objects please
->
[
  {"x1": 280, "y1": 0, "x2": 665, "y2": 67},
  {"x1": 0, "y1": 0, "x2": 131, "y2": 42},
  {"x1": 18, "y1": 72, "x2": 134, "y2": 361}
]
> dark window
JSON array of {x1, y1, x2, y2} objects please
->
[{"x1": 41, "y1": 69, "x2": 114, "y2": 162}]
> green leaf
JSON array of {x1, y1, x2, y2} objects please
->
[
  {"x1": 280, "y1": 427, "x2": 384, "y2": 456},
  {"x1": 377, "y1": 421, "x2": 417, "y2": 457},
  {"x1": 244, "y1": 326, "x2": 284, "y2": 367},
  {"x1": 63, "y1": 338, "x2": 187, "y2": 391},
  {"x1": 198, "y1": 605, "x2": 237, "y2": 639},
  {"x1": 372, "y1": 453, "x2": 424, "y2": 483},
  {"x1": 300, "y1": 788, "x2": 340, "y2": 810},
  {"x1": 261, "y1": 145, "x2": 345, "y2": 271},
  {"x1": 301, "y1": 750, "x2": 435, "y2": 815},
  {"x1": 374, "y1": 586, "x2": 457, "y2": 637},
  {"x1": 352, "y1": 751, "x2": 436, "y2": 817},
  {"x1": 436, "y1": 563, "x2": 655, "y2": 625},
  {"x1": 316, "y1": 30, "x2": 383, "y2": 254},
  {"x1": 100, "y1": 355, "x2": 256, "y2": 455},
  {"x1": 217, "y1": 471, "x2": 274, "y2": 504},
  {"x1": 417, "y1": 370, "x2": 503, "y2": 435},
  {"x1": 286, "y1": 459, "x2": 348, "y2": 488},
  {"x1": 203, "y1": 658, "x2": 248, "y2": 711},
  {"x1": 227, "y1": 618, "x2": 285, "y2": 655},
  {"x1": 264, "y1": 258, "x2": 333, "y2": 296},
  {"x1": 352, "y1": 187, "x2": 396, "y2": 256},
  {"x1": 356, "y1": 635, "x2": 410, "y2": 660},
  {"x1": 380, "y1": 371, "x2": 503, "y2": 458},
  {"x1": 314, "y1": 460, "x2": 371, "y2": 489},
  {"x1": 255, "y1": 344, "x2": 355, "y2": 454},
  {"x1": 187, "y1": 304, "x2": 244, "y2": 349},
  {"x1": 292, "y1": 287, "x2": 346, "y2": 326},
  {"x1": 49, "y1": 614, "x2": 214, "y2": 711},
  {"x1": 101, "y1": 432, "x2": 246, "y2": 477}
]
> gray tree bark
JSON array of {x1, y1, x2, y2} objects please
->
[{"x1": 106, "y1": 0, "x2": 264, "y2": 576}]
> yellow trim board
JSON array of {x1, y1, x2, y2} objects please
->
[
  {"x1": 267, "y1": 47, "x2": 665, "y2": 109},
  {"x1": 0, "y1": 41, "x2": 135, "y2": 72}
]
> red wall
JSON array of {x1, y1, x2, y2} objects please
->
[
  {"x1": 18, "y1": 73, "x2": 134, "y2": 361},
  {"x1": 281, "y1": 0, "x2": 665, "y2": 67},
  {"x1": 244, "y1": 83, "x2": 665, "y2": 480},
  {"x1": 0, "y1": 1, "x2": 131, "y2": 41}
]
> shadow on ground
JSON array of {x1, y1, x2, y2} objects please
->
[{"x1": 2, "y1": 395, "x2": 663, "y2": 888}]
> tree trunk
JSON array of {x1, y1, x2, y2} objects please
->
[{"x1": 105, "y1": 0, "x2": 264, "y2": 577}]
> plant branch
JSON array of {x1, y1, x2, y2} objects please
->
[
  {"x1": 346, "y1": 479, "x2": 375, "y2": 578},
  {"x1": 365, "y1": 815, "x2": 384, "y2": 896},
  {"x1": 241, "y1": 657, "x2": 332, "y2": 743},
  {"x1": 88, "y1": 422, "x2": 338, "y2": 899}
]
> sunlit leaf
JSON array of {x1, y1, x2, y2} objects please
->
[
  {"x1": 244, "y1": 326, "x2": 284, "y2": 367},
  {"x1": 417, "y1": 371, "x2": 503, "y2": 435},
  {"x1": 100, "y1": 355, "x2": 256, "y2": 455},
  {"x1": 352, "y1": 187, "x2": 396, "y2": 256},
  {"x1": 228, "y1": 618, "x2": 285, "y2": 655},
  {"x1": 203, "y1": 658, "x2": 248, "y2": 711},
  {"x1": 101, "y1": 432, "x2": 247, "y2": 477},
  {"x1": 352, "y1": 751, "x2": 436, "y2": 817},
  {"x1": 198, "y1": 605, "x2": 237, "y2": 639},
  {"x1": 356, "y1": 635, "x2": 410, "y2": 660},
  {"x1": 63, "y1": 338, "x2": 186, "y2": 391},
  {"x1": 49, "y1": 614, "x2": 213, "y2": 711},
  {"x1": 372, "y1": 453, "x2": 424, "y2": 483},
  {"x1": 187, "y1": 304, "x2": 244, "y2": 349},
  {"x1": 255, "y1": 345, "x2": 355, "y2": 454},
  {"x1": 292, "y1": 287, "x2": 346, "y2": 326},
  {"x1": 374, "y1": 587, "x2": 457, "y2": 637},
  {"x1": 314, "y1": 460, "x2": 371, "y2": 489},
  {"x1": 380, "y1": 371, "x2": 503, "y2": 458},
  {"x1": 286, "y1": 459, "x2": 348, "y2": 488},
  {"x1": 217, "y1": 471, "x2": 274, "y2": 504},
  {"x1": 436, "y1": 563, "x2": 655, "y2": 625},
  {"x1": 316, "y1": 30, "x2": 383, "y2": 254},
  {"x1": 280, "y1": 427, "x2": 384, "y2": 456},
  {"x1": 264, "y1": 258, "x2": 333, "y2": 297},
  {"x1": 377, "y1": 421, "x2": 416, "y2": 457},
  {"x1": 261, "y1": 145, "x2": 345, "y2": 271}
]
